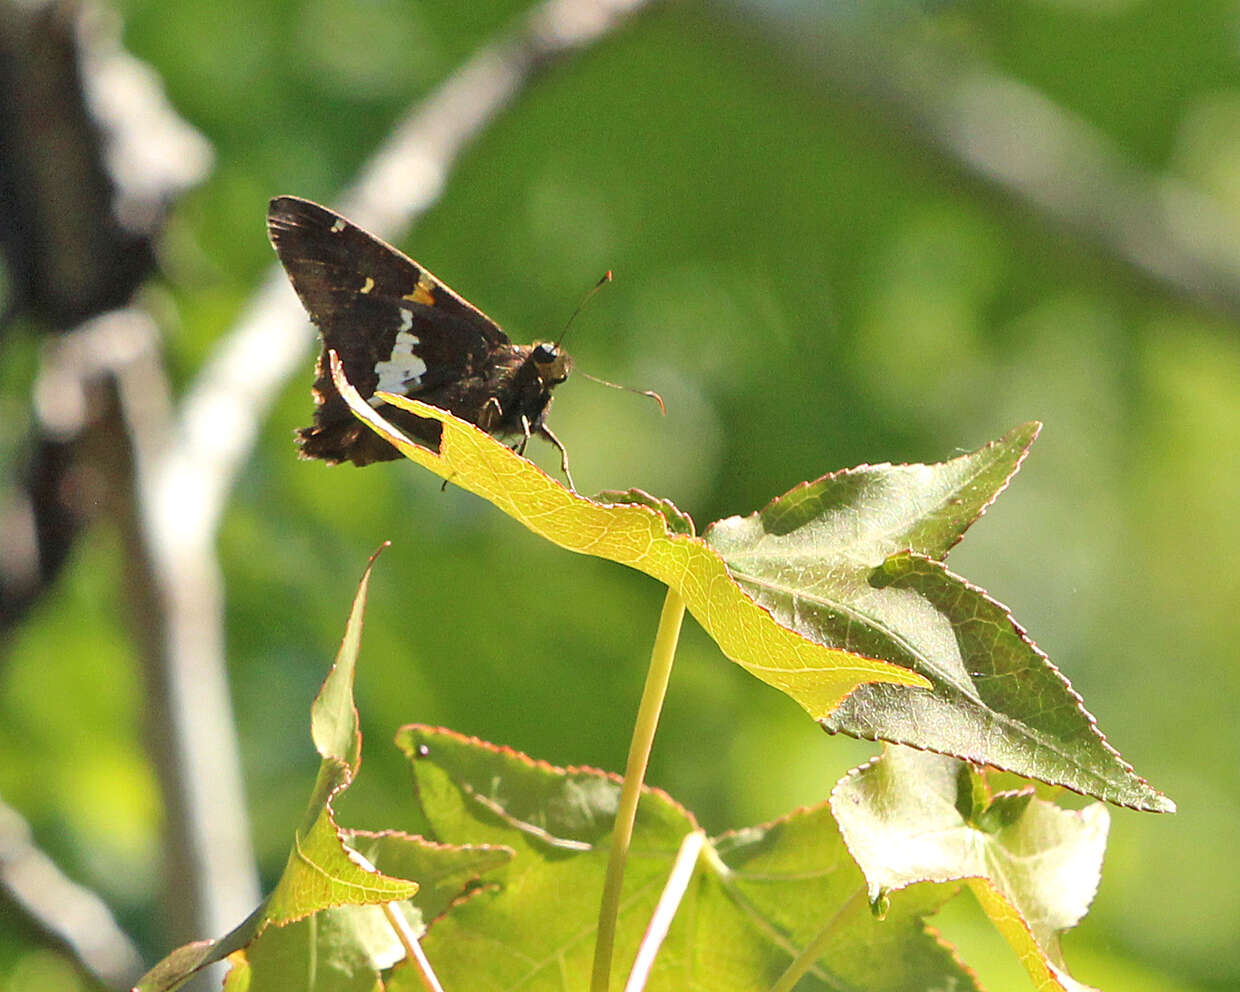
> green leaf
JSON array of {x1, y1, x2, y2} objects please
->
[
  {"x1": 266, "y1": 547, "x2": 416, "y2": 926},
  {"x1": 224, "y1": 833, "x2": 512, "y2": 992},
  {"x1": 840, "y1": 552, "x2": 1172, "y2": 811},
  {"x1": 707, "y1": 422, "x2": 1040, "y2": 563},
  {"x1": 330, "y1": 354, "x2": 928, "y2": 719},
  {"x1": 831, "y1": 746, "x2": 1110, "y2": 992},
  {"x1": 393, "y1": 725, "x2": 980, "y2": 992},
  {"x1": 134, "y1": 551, "x2": 420, "y2": 992},
  {"x1": 703, "y1": 426, "x2": 1172, "y2": 812}
]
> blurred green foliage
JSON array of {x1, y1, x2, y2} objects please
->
[{"x1": 2, "y1": 1, "x2": 1237, "y2": 990}]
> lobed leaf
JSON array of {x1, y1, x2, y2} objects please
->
[
  {"x1": 224, "y1": 833, "x2": 512, "y2": 992},
  {"x1": 831, "y1": 745, "x2": 1110, "y2": 992},
  {"x1": 330, "y1": 353, "x2": 928, "y2": 718},
  {"x1": 394, "y1": 725, "x2": 981, "y2": 992},
  {"x1": 704, "y1": 426, "x2": 1172, "y2": 812}
]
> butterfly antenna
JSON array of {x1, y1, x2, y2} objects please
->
[
  {"x1": 555, "y1": 271, "x2": 665, "y2": 415},
  {"x1": 556, "y1": 270, "x2": 613, "y2": 350},
  {"x1": 579, "y1": 370, "x2": 667, "y2": 416}
]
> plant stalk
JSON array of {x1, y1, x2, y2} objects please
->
[
  {"x1": 382, "y1": 902, "x2": 444, "y2": 992},
  {"x1": 623, "y1": 830, "x2": 706, "y2": 992},
  {"x1": 591, "y1": 587, "x2": 687, "y2": 992}
]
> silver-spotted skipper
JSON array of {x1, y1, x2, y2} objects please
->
[{"x1": 267, "y1": 196, "x2": 576, "y2": 482}]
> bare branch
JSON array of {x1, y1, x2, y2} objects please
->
[
  {"x1": 31, "y1": 306, "x2": 258, "y2": 956},
  {"x1": 0, "y1": 794, "x2": 144, "y2": 988},
  {"x1": 729, "y1": 4, "x2": 1240, "y2": 321},
  {"x1": 133, "y1": 0, "x2": 661, "y2": 947}
]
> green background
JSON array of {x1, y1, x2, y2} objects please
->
[{"x1": 2, "y1": 1, "x2": 1236, "y2": 989}]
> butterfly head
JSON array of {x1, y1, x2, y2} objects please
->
[{"x1": 531, "y1": 342, "x2": 572, "y2": 386}]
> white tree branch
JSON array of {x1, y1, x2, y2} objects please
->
[{"x1": 136, "y1": 0, "x2": 661, "y2": 948}]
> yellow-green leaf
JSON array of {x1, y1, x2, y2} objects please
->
[
  {"x1": 133, "y1": 552, "x2": 418, "y2": 991},
  {"x1": 330, "y1": 354, "x2": 929, "y2": 717}
]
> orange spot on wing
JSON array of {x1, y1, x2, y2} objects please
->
[{"x1": 403, "y1": 280, "x2": 435, "y2": 306}]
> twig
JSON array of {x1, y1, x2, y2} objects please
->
[
  {"x1": 102, "y1": 307, "x2": 263, "y2": 949},
  {"x1": 30, "y1": 306, "x2": 259, "y2": 956},
  {"x1": 727, "y1": 3, "x2": 1240, "y2": 322},
  {"x1": 134, "y1": 0, "x2": 660, "y2": 950},
  {"x1": 0, "y1": 789, "x2": 144, "y2": 988},
  {"x1": 622, "y1": 830, "x2": 705, "y2": 992},
  {"x1": 381, "y1": 903, "x2": 445, "y2": 992}
]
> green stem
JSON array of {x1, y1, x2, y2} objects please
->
[{"x1": 590, "y1": 587, "x2": 686, "y2": 992}]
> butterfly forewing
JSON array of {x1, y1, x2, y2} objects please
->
[
  {"x1": 268, "y1": 195, "x2": 511, "y2": 384},
  {"x1": 268, "y1": 196, "x2": 518, "y2": 463}
]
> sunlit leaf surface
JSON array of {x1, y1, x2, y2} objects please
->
[
  {"x1": 330, "y1": 357, "x2": 928, "y2": 719},
  {"x1": 832, "y1": 746, "x2": 1110, "y2": 992},
  {"x1": 394, "y1": 725, "x2": 981, "y2": 992},
  {"x1": 704, "y1": 425, "x2": 1171, "y2": 812}
]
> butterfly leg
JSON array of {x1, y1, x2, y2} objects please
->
[
  {"x1": 516, "y1": 414, "x2": 532, "y2": 456},
  {"x1": 539, "y1": 424, "x2": 575, "y2": 491},
  {"x1": 480, "y1": 396, "x2": 503, "y2": 432}
]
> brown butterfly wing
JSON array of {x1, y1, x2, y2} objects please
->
[{"x1": 268, "y1": 195, "x2": 513, "y2": 464}]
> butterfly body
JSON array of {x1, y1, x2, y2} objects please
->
[{"x1": 267, "y1": 195, "x2": 573, "y2": 475}]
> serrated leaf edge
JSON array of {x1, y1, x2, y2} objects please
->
[
  {"x1": 702, "y1": 421, "x2": 1041, "y2": 559},
  {"x1": 824, "y1": 555, "x2": 1173, "y2": 813},
  {"x1": 395, "y1": 723, "x2": 703, "y2": 833}
]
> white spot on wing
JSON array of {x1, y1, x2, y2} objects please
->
[
  {"x1": 330, "y1": 218, "x2": 346, "y2": 233},
  {"x1": 374, "y1": 329, "x2": 426, "y2": 394},
  {"x1": 398, "y1": 308, "x2": 413, "y2": 332}
]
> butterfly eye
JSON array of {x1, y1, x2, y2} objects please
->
[{"x1": 532, "y1": 343, "x2": 558, "y2": 363}]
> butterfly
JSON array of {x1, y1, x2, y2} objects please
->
[{"x1": 267, "y1": 195, "x2": 576, "y2": 485}]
